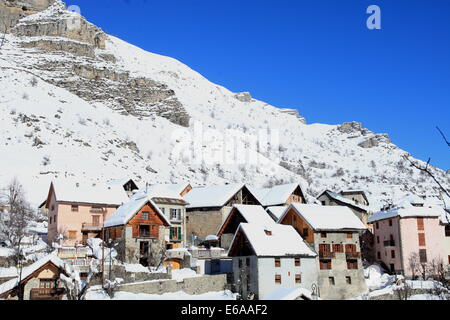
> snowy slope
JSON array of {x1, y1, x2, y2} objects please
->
[{"x1": 0, "y1": 1, "x2": 448, "y2": 210}]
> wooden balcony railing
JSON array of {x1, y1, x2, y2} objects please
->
[
  {"x1": 81, "y1": 223, "x2": 103, "y2": 231},
  {"x1": 319, "y1": 251, "x2": 335, "y2": 259},
  {"x1": 345, "y1": 251, "x2": 361, "y2": 259},
  {"x1": 30, "y1": 288, "x2": 65, "y2": 300}
]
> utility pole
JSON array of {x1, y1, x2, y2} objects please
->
[{"x1": 101, "y1": 229, "x2": 105, "y2": 285}]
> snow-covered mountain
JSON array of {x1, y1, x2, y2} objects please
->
[{"x1": 0, "y1": 0, "x2": 448, "y2": 209}]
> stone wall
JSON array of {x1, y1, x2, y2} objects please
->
[{"x1": 117, "y1": 274, "x2": 227, "y2": 296}]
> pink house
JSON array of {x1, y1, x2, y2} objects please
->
[
  {"x1": 369, "y1": 204, "x2": 448, "y2": 277},
  {"x1": 45, "y1": 180, "x2": 131, "y2": 246}
]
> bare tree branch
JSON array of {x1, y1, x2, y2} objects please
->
[
  {"x1": 403, "y1": 155, "x2": 450, "y2": 198},
  {"x1": 437, "y1": 126, "x2": 450, "y2": 147}
]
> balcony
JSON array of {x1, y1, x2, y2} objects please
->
[
  {"x1": 345, "y1": 251, "x2": 361, "y2": 259},
  {"x1": 319, "y1": 251, "x2": 335, "y2": 259},
  {"x1": 81, "y1": 223, "x2": 103, "y2": 231},
  {"x1": 383, "y1": 240, "x2": 396, "y2": 247},
  {"x1": 30, "y1": 288, "x2": 65, "y2": 300}
]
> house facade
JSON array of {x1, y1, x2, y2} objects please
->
[
  {"x1": 0, "y1": 255, "x2": 67, "y2": 300},
  {"x1": 183, "y1": 184, "x2": 261, "y2": 244},
  {"x1": 103, "y1": 194, "x2": 171, "y2": 266},
  {"x1": 217, "y1": 204, "x2": 275, "y2": 250},
  {"x1": 278, "y1": 203, "x2": 367, "y2": 300},
  {"x1": 45, "y1": 181, "x2": 129, "y2": 246},
  {"x1": 369, "y1": 205, "x2": 448, "y2": 277},
  {"x1": 228, "y1": 223, "x2": 317, "y2": 300}
]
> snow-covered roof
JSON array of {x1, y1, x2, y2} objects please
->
[
  {"x1": 262, "y1": 286, "x2": 313, "y2": 300},
  {"x1": 153, "y1": 183, "x2": 191, "y2": 196},
  {"x1": 266, "y1": 206, "x2": 288, "y2": 221},
  {"x1": 183, "y1": 184, "x2": 244, "y2": 208},
  {"x1": 218, "y1": 205, "x2": 275, "y2": 235},
  {"x1": 281, "y1": 203, "x2": 366, "y2": 231},
  {"x1": 103, "y1": 194, "x2": 171, "y2": 228},
  {"x1": 0, "y1": 252, "x2": 67, "y2": 296},
  {"x1": 249, "y1": 183, "x2": 305, "y2": 206},
  {"x1": 368, "y1": 206, "x2": 447, "y2": 223},
  {"x1": 106, "y1": 178, "x2": 139, "y2": 188},
  {"x1": 141, "y1": 184, "x2": 186, "y2": 201},
  {"x1": 230, "y1": 223, "x2": 316, "y2": 257},
  {"x1": 318, "y1": 190, "x2": 370, "y2": 212},
  {"x1": 50, "y1": 179, "x2": 129, "y2": 206}
]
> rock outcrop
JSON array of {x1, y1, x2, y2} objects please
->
[{"x1": 0, "y1": 0, "x2": 54, "y2": 32}]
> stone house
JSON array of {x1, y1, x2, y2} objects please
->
[
  {"x1": 249, "y1": 183, "x2": 307, "y2": 208},
  {"x1": 369, "y1": 202, "x2": 449, "y2": 278},
  {"x1": 45, "y1": 180, "x2": 130, "y2": 246},
  {"x1": 103, "y1": 194, "x2": 171, "y2": 266},
  {"x1": 217, "y1": 204, "x2": 275, "y2": 250},
  {"x1": 0, "y1": 254, "x2": 67, "y2": 300},
  {"x1": 317, "y1": 189, "x2": 373, "y2": 262},
  {"x1": 183, "y1": 184, "x2": 261, "y2": 244},
  {"x1": 144, "y1": 184, "x2": 189, "y2": 249},
  {"x1": 278, "y1": 203, "x2": 367, "y2": 300},
  {"x1": 228, "y1": 223, "x2": 317, "y2": 300}
]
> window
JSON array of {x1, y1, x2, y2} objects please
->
[
  {"x1": 51, "y1": 205, "x2": 55, "y2": 211},
  {"x1": 302, "y1": 228, "x2": 309, "y2": 237},
  {"x1": 417, "y1": 218, "x2": 424, "y2": 231},
  {"x1": 53, "y1": 215, "x2": 56, "y2": 223},
  {"x1": 68, "y1": 231, "x2": 77, "y2": 240},
  {"x1": 418, "y1": 233, "x2": 426, "y2": 246},
  {"x1": 295, "y1": 274, "x2": 301, "y2": 283},
  {"x1": 419, "y1": 249, "x2": 427, "y2": 263},
  {"x1": 321, "y1": 232, "x2": 327, "y2": 238},
  {"x1": 141, "y1": 211, "x2": 149, "y2": 220},
  {"x1": 40, "y1": 279, "x2": 55, "y2": 289},
  {"x1": 71, "y1": 205, "x2": 78, "y2": 212},
  {"x1": 295, "y1": 258, "x2": 301, "y2": 267},
  {"x1": 346, "y1": 233, "x2": 353, "y2": 239},
  {"x1": 246, "y1": 258, "x2": 250, "y2": 267},
  {"x1": 170, "y1": 209, "x2": 181, "y2": 221},
  {"x1": 448, "y1": 255, "x2": 450, "y2": 264},
  {"x1": 390, "y1": 264, "x2": 395, "y2": 273},
  {"x1": 160, "y1": 207, "x2": 165, "y2": 214},
  {"x1": 376, "y1": 222, "x2": 379, "y2": 229},
  {"x1": 238, "y1": 259, "x2": 242, "y2": 268},
  {"x1": 321, "y1": 201, "x2": 326, "y2": 205},
  {"x1": 328, "y1": 277, "x2": 335, "y2": 285},
  {"x1": 376, "y1": 236, "x2": 380, "y2": 244},
  {"x1": 90, "y1": 206, "x2": 104, "y2": 213},
  {"x1": 275, "y1": 275, "x2": 281, "y2": 284},
  {"x1": 389, "y1": 219, "x2": 392, "y2": 226},
  {"x1": 391, "y1": 250, "x2": 395, "y2": 258},
  {"x1": 170, "y1": 227, "x2": 182, "y2": 241},
  {"x1": 275, "y1": 258, "x2": 281, "y2": 267},
  {"x1": 332, "y1": 244, "x2": 343, "y2": 253},
  {"x1": 377, "y1": 251, "x2": 381, "y2": 259},
  {"x1": 445, "y1": 225, "x2": 450, "y2": 237},
  {"x1": 320, "y1": 260, "x2": 332, "y2": 270},
  {"x1": 347, "y1": 260, "x2": 358, "y2": 270},
  {"x1": 139, "y1": 225, "x2": 150, "y2": 238},
  {"x1": 346, "y1": 276, "x2": 352, "y2": 284},
  {"x1": 49, "y1": 217, "x2": 52, "y2": 224}
]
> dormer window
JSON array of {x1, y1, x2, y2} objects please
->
[{"x1": 264, "y1": 230, "x2": 272, "y2": 236}]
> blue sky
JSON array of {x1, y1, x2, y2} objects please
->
[{"x1": 67, "y1": 0, "x2": 450, "y2": 170}]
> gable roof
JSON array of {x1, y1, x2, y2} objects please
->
[
  {"x1": 217, "y1": 205, "x2": 275, "y2": 235},
  {"x1": 262, "y1": 286, "x2": 313, "y2": 300},
  {"x1": 280, "y1": 203, "x2": 367, "y2": 231},
  {"x1": 249, "y1": 183, "x2": 306, "y2": 206},
  {"x1": 142, "y1": 184, "x2": 186, "y2": 202},
  {"x1": 103, "y1": 194, "x2": 171, "y2": 228},
  {"x1": 317, "y1": 190, "x2": 370, "y2": 213},
  {"x1": 184, "y1": 183, "x2": 253, "y2": 208},
  {"x1": 0, "y1": 253, "x2": 67, "y2": 297},
  {"x1": 340, "y1": 190, "x2": 369, "y2": 204},
  {"x1": 46, "y1": 179, "x2": 129, "y2": 207},
  {"x1": 266, "y1": 206, "x2": 288, "y2": 221},
  {"x1": 368, "y1": 206, "x2": 446, "y2": 223},
  {"x1": 229, "y1": 223, "x2": 316, "y2": 257}
]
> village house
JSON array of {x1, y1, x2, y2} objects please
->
[
  {"x1": 0, "y1": 254, "x2": 68, "y2": 300},
  {"x1": 217, "y1": 204, "x2": 276, "y2": 250},
  {"x1": 228, "y1": 223, "x2": 317, "y2": 300},
  {"x1": 183, "y1": 184, "x2": 261, "y2": 244},
  {"x1": 143, "y1": 184, "x2": 189, "y2": 249},
  {"x1": 45, "y1": 180, "x2": 130, "y2": 246},
  {"x1": 278, "y1": 203, "x2": 367, "y2": 300},
  {"x1": 368, "y1": 201, "x2": 449, "y2": 278},
  {"x1": 249, "y1": 183, "x2": 307, "y2": 208},
  {"x1": 103, "y1": 193, "x2": 171, "y2": 266}
]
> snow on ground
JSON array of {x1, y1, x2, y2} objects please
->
[
  {"x1": 409, "y1": 294, "x2": 448, "y2": 300},
  {"x1": 85, "y1": 287, "x2": 237, "y2": 300},
  {"x1": 171, "y1": 268, "x2": 201, "y2": 282}
]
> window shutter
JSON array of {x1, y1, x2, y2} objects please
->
[
  {"x1": 170, "y1": 227, "x2": 173, "y2": 240},
  {"x1": 178, "y1": 227, "x2": 182, "y2": 240}
]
